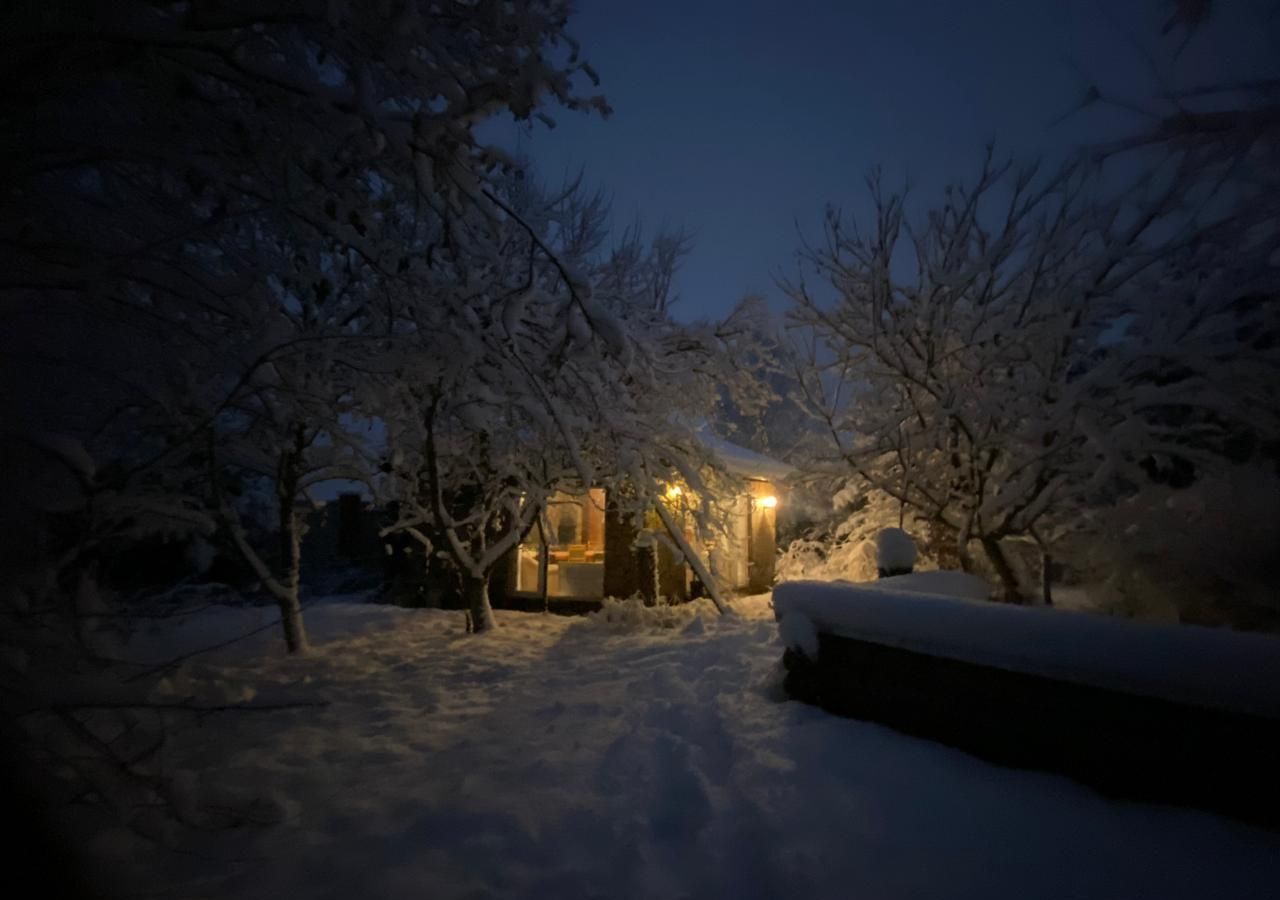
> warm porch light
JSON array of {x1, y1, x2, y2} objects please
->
[
  {"x1": 665, "y1": 485, "x2": 683, "y2": 499},
  {"x1": 758, "y1": 495, "x2": 778, "y2": 508}
]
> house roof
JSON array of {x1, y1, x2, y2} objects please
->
[{"x1": 697, "y1": 431, "x2": 795, "y2": 483}]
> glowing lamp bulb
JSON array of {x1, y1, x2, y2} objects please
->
[
  {"x1": 758, "y1": 495, "x2": 778, "y2": 509},
  {"x1": 665, "y1": 485, "x2": 683, "y2": 499}
]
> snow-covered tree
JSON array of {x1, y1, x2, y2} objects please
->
[
  {"x1": 1, "y1": 0, "x2": 625, "y2": 852},
  {"x1": 375, "y1": 176, "x2": 601, "y2": 632},
  {"x1": 204, "y1": 247, "x2": 386, "y2": 653},
  {"x1": 375, "y1": 170, "x2": 769, "y2": 630},
  {"x1": 2, "y1": 0, "x2": 609, "y2": 649},
  {"x1": 784, "y1": 149, "x2": 1279, "y2": 600}
]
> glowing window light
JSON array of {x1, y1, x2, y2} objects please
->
[{"x1": 758, "y1": 495, "x2": 778, "y2": 509}]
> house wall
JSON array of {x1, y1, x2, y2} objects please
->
[
  {"x1": 600, "y1": 479, "x2": 783, "y2": 600},
  {"x1": 301, "y1": 493, "x2": 385, "y2": 572},
  {"x1": 709, "y1": 494, "x2": 751, "y2": 591},
  {"x1": 746, "y1": 479, "x2": 778, "y2": 593},
  {"x1": 492, "y1": 477, "x2": 784, "y2": 606},
  {"x1": 603, "y1": 500, "x2": 677, "y2": 602},
  {"x1": 657, "y1": 538, "x2": 689, "y2": 602},
  {"x1": 603, "y1": 495, "x2": 648, "y2": 600}
]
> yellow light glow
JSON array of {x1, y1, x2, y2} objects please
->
[
  {"x1": 665, "y1": 485, "x2": 683, "y2": 499},
  {"x1": 758, "y1": 495, "x2": 778, "y2": 509}
]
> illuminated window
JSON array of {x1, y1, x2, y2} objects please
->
[{"x1": 515, "y1": 488, "x2": 606, "y2": 597}]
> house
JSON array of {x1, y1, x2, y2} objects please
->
[
  {"x1": 491, "y1": 435, "x2": 792, "y2": 608},
  {"x1": 306, "y1": 437, "x2": 791, "y2": 609}
]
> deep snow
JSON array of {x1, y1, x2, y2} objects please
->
[{"x1": 87, "y1": 594, "x2": 1280, "y2": 899}]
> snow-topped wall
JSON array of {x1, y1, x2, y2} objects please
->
[{"x1": 774, "y1": 580, "x2": 1280, "y2": 719}]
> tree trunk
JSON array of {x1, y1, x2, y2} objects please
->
[
  {"x1": 981, "y1": 536, "x2": 1023, "y2": 604},
  {"x1": 276, "y1": 436, "x2": 310, "y2": 654},
  {"x1": 277, "y1": 501, "x2": 310, "y2": 654},
  {"x1": 464, "y1": 575, "x2": 497, "y2": 633},
  {"x1": 277, "y1": 582, "x2": 309, "y2": 653},
  {"x1": 536, "y1": 513, "x2": 550, "y2": 615},
  {"x1": 926, "y1": 517, "x2": 963, "y2": 570},
  {"x1": 1041, "y1": 551, "x2": 1053, "y2": 607},
  {"x1": 636, "y1": 539, "x2": 659, "y2": 606}
]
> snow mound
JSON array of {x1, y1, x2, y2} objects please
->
[
  {"x1": 774, "y1": 580, "x2": 1280, "y2": 718},
  {"x1": 873, "y1": 527, "x2": 916, "y2": 573},
  {"x1": 582, "y1": 596, "x2": 721, "y2": 632},
  {"x1": 728, "y1": 592, "x2": 776, "y2": 620}
]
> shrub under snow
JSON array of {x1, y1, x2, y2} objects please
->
[
  {"x1": 777, "y1": 537, "x2": 878, "y2": 583},
  {"x1": 778, "y1": 488, "x2": 940, "y2": 583},
  {"x1": 1068, "y1": 465, "x2": 1280, "y2": 632},
  {"x1": 777, "y1": 533, "x2": 917, "y2": 583}
]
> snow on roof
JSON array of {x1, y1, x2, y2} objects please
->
[
  {"x1": 697, "y1": 431, "x2": 794, "y2": 483},
  {"x1": 774, "y1": 580, "x2": 1280, "y2": 719}
]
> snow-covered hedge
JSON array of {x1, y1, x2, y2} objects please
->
[{"x1": 774, "y1": 580, "x2": 1280, "y2": 719}]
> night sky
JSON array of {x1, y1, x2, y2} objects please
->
[{"x1": 488, "y1": 0, "x2": 1276, "y2": 320}]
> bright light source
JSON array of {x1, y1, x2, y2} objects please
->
[
  {"x1": 665, "y1": 485, "x2": 683, "y2": 499},
  {"x1": 758, "y1": 495, "x2": 778, "y2": 509}
]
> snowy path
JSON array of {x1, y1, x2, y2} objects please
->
[{"x1": 102, "y1": 598, "x2": 1280, "y2": 899}]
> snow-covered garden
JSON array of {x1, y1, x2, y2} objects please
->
[
  {"x1": 72, "y1": 593, "x2": 1280, "y2": 899},
  {"x1": 4, "y1": 2, "x2": 1280, "y2": 897}
]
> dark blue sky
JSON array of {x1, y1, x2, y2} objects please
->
[{"x1": 489, "y1": 0, "x2": 1275, "y2": 320}]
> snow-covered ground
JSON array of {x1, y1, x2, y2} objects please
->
[{"x1": 90, "y1": 594, "x2": 1280, "y2": 899}]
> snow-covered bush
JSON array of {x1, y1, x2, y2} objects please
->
[
  {"x1": 778, "y1": 535, "x2": 879, "y2": 584},
  {"x1": 776, "y1": 539, "x2": 836, "y2": 581},
  {"x1": 778, "y1": 488, "x2": 938, "y2": 583},
  {"x1": 1069, "y1": 465, "x2": 1280, "y2": 633}
]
